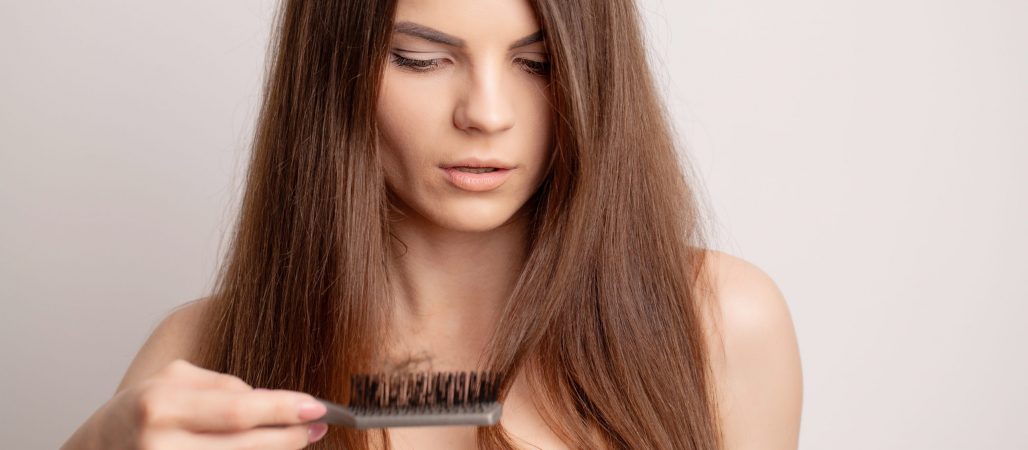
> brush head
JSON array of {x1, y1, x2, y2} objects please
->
[{"x1": 315, "y1": 370, "x2": 504, "y2": 429}]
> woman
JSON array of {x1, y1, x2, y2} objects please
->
[{"x1": 61, "y1": 0, "x2": 802, "y2": 448}]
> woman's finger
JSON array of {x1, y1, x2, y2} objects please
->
[
  {"x1": 138, "y1": 386, "x2": 327, "y2": 432},
  {"x1": 195, "y1": 423, "x2": 328, "y2": 450},
  {"x1": 143, "y1": 424, "x2": 327, "y2": 450}
]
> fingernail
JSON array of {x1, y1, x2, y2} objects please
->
[
  {"x1": 298, "y1": 400, "x2": 327, "y2": 421},
  {"x1": 308, "y1": 422, "x2": 328, "y2": 443}
]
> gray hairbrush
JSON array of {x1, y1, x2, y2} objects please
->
[{"x1": 309, "y1": 370, "x2": 503, "y2": 428}]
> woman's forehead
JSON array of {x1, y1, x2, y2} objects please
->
[
  {"x1": 392, "y1": 0, "x2": 543, "y2": 49},
  {"x1": 391, "y1": 20, "x2": 544, "y2": 51}
]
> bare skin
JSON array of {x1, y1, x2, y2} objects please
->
[{"x1": 60, "y1": 0, "x2": 802, "y2": 447}]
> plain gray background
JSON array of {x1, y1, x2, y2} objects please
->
[{"x1": 2, "y1": 0, "x2": 1025, "y2": 448}]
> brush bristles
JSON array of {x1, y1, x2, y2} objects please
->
[{"x1": 349, "y1": 371, "x2": 502, "y2": 412}]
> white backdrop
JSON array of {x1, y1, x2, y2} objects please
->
[{"x1": 1, "y1": 1, "x2": 1025, "y2": 448}]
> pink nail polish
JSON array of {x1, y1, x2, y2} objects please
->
[
  {"x1": 298, "y1": 401, "x2": 327, "y2": 421},
  {"x1": 308, "y1": 422, "x2": 328, "y2": 442}
]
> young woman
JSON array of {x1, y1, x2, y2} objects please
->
[{"x1": 62, "y1": 0, "x2": 802, "y2": 448}]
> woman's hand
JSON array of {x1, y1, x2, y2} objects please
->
[{"x1": 62, "y1": 359, "x2": 329, "y2": 450}]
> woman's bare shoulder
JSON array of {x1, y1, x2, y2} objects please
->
[
  {"x1": 114, "y1": 296, "x2": 213, "y2": 394},
  {"x1": 697, "y1": 249, "x2": 803, "y2": 450}
]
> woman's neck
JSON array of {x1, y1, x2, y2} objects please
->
[{"x1": 382, "y1": 210, "x2": 529, "y2": 370}]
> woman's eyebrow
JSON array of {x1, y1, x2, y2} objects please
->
[{"x1": 392, "y1": 21, "x2": 544, "y2": 50}]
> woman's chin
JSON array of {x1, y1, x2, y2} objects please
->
[
  {"x1": 426, "y1": 203, "x2": 525, "y2": 233},
  {"x1": 389, "y1": 192, "x2": 531, "y2": 234},
  {"x1": 432, "y1": 215, "x2": 516, "y2": 233}
]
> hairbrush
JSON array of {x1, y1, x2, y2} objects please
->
[{"x1": 308, "y1": 370, "x2": 503, "y2": 428}]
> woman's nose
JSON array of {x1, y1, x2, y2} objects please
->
[{"x1": 453, "y1": 62, "x2": 515, "y2": 135}]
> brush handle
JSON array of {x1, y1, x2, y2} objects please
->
[
  {"x1": 308, "y1": 398, "x2": 503, "y2": 429},
  {"x1": 314, "y1": 398, "x2": 358, "y2": 427}
]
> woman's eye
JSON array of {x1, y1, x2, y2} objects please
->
[
  {"x1": 390, "y1": 53, "x2": 550, "y2": 77},
  {"x1": 516, "y1": 58, "x2": 550, "y2": 77},
  {"x1": 390, "y1": 53, "x2": 441, "y2": 72}
]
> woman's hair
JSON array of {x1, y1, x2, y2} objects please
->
[{"x1": 194, "y1": 0, "x2": 724, "y2": 448}]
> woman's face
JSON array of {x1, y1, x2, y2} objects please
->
[{"x1": 376, "y1": 0, "x2": 553, "y2": 233}]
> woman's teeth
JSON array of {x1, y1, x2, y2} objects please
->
[{"x1": 454, "y1": 167, "x2": 498, "y2": 173}]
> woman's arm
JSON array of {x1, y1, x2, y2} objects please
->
[{"x1": 705, "y1": 251, "x2": 804, "y2": 450}]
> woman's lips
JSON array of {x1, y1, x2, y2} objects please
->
[{"x1": 442, "y1": 167, "x2": 513, "y2": 192}]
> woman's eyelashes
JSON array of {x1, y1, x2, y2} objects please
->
[{"x1": 390, "y1": 52, "x2": 550, "y2": 76}]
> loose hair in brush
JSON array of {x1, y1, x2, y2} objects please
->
[{"x1": 192, "y1": 0, "x2": 725, "y2": 449}]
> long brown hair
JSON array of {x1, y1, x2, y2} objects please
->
[{"x1": 194, "y1": 0, "x2": 724, "y2": 448}]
